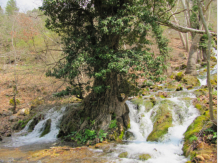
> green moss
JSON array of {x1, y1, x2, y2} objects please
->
[
  {"x1": 169, "y1": 74, "x2": 174, "y2": 79},
  {"x1": 147, "y1": 100, "x2": 173, "y2": 141},
  {"x1": 127, "y1": 122, "x2": 131, "y2": 129},
  {"x1": 175, "y1": 72, "x2": 184, "y2": 81},
  {"x1": 183, "y1": 115, "x2": 210, "y2": 156},
  {"x1": 182, "y1": 75, "x2": 200, "y2": 87},
  {"x1": 138, "y1": 154, "x2": 151, "y2": 160},
  {"x1": 210, "y1": 56, "x2": 217, "y2": 62},
  {"x1": 131, "y1": 98, "x2": 144, "y2": 105},
  {"x1": 9, "y1": 98, "x2": 20, "y2": 106},
  {"x1": 210, "y1": 74, "x2": 217, "y2": 86},
  {"x1": 144, "y1": 101, "x2": 154, "y2": 111},
  {"x1": 118, "y1": 152, "x2": 128, "y2": 158},
  {"x1": 119, "y1": 131, "x2": 124, "y2": 140},
  {"x1": 194, "y1": 88, "x2": 208, "y2": 97},
  {"x1": 195, "y1": 103, "x2": 204, "y2": 113},
  {"x1": 40, "y1": 119, "x2": 51, "y2": 137}
]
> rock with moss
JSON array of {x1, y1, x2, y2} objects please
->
[
  {"x1": 118, "y1": 152, "x2": 128, "y2": 158},
  {"x1": 210, "y1": 56, "x2": 217, "y2": 62},
  {"x1": 175, "y1": 72, "x2": 184, "y2": 81},
  {"x1": 147, "y1": 100, "x2": 173, "y2": 141},
  {"x1": 193, "y1": 88, "x2": 208, "y2": 97},
  {"x1": 183, "y1": 115, "x2": 210, "y2": 157},
  {"x1": 176, "y1": 86, "x2": 183, "y2": 91},
  {"x1": 138, "y1": 154, "x2": 151, "y2": 160},
  {"x1": 182, "y1": 75, "x2": 200, "y2": 87},
  {"x1": 40, "y1": 119, "x2": 51, "y2": 137},
  {"x1": 125, "y1": 131, "x2": 135, "y2": 140},
  {"x1": 144, "y1": 100, "x2": 154, "y2": 111},
  {"x1": 210, "y1": 74, "x2": 217, "y2": 86},
  {"x1": 28, "y1": 114, "x2": 45, "y2": 131}
]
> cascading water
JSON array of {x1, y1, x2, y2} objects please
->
[
  {"x1": 198, "y1": 48, "x2": 217, "y2": 86},
  {"x1": 106, "y1": 91, "x2": 200, "y2": 163},
  {"x1": 6, "y1": 106, "x2": 66, "y2": 147}
]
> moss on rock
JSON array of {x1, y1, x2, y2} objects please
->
[
  {"x1": 40, "y1": 119, "x2": 51, "y2": 137},
  {"x1": 118, "y1": 152, "x2": 128, "y2": 158},
  {"x1": 182, "y1": 75, "x2": 200, "y2": 87},
  {"x1": 144, "y1": 101, "x2": 154, "y2": 111},
  {"x1": 147, "y1": 100, "x2": 173, "y2": 141},
  {"x1": 138, "y1": 154, "x2": 151, "y2": 160},
  {"x1": 175, "y1": 72, "x2": 184, "y2": 81}
]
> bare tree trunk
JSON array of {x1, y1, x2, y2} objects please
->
[
  {"x1": 185, "y1": 34, "x2": 201, "y2": 75},
  {"x1": 197, "y1": 0, "x2": 215, "y2": 123},
  {"x1": 181, "y1": 0, "x2": 190, "y2": 52}
]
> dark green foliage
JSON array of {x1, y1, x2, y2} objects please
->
[{"x1": 40, "y1": 0, "x2": 173, "y2": 99}]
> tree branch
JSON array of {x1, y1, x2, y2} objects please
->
[{"x1": 159, "y1": 20, "x2": 217, "y2": 36}]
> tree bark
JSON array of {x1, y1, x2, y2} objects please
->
[
  {"x1": 197, "y1": 0, "x2": 215, "y2": 123},
  {"x1": 82, "y1": 72, "x2": 130, "y2": 131},
  {"x1": 185, "y1": 34, "x2": 201, "y2": 75}
]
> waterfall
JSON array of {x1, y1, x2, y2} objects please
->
[
  {"x1": 110, "y1": 92, "x2": 200, "y2": 163},
  {"x1": 7, "y1": 106, "x2": 66, "y2": 147}
]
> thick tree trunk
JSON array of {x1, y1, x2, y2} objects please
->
[
  {"x1": 82, "y1": 72, "x2": 130, "y2": 131},
  {"x1": 185, "y1": 34, "x2": 201, "y2": 75}
]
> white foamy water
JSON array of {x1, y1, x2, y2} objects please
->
[
  {"x1": 7, "y1": 106, "x2": 66, "y2": 147},
  {"x1": 110, "y1": 93, "x2": 200, "y2": 163},
  {"x1": 198, "y1": 48, "x2": 217, "y2": 86}
]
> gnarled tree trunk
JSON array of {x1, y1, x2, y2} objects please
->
[{"x1": 82, "y1": 72, "x2": 130, "y2": 132}]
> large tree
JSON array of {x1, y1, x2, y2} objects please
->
[{"x1": 40, "y1": 0, "x2": 173, "y2": 133}]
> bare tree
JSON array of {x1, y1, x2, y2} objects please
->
[{"x1": 197, "y1": 0, "x2": 216, "y2": 124}]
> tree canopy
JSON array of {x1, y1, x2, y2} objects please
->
[
  {"x1": 40, "y1": 0, "x2": 174, "y2": 99},
  {"x1": 5, "y1": 0, "x2": 19, "y2": 16}
]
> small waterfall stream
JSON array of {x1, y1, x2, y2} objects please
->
[
  {"x1": 107, "y1": 92, "x2": 200, "y2": 163},
  {"x1": 7, "y1": 106, "x2": 66, "y2": 147},
  {"x1": 2, "y1": 49, "x2": 216, "y2": 162}
]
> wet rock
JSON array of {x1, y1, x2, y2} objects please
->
[
  {"x1": 118, "y1": 152, "x2": 128, "y2": 158},
  {"x1": 29, "y1": 114, "x2": 45, "y2": 131},
  {"x1": 125, "y1": 131, "x2": 135, "y2": 140},
  {"x1": 138, "y1": 154, "x2": 151, "y2": 160},
  {"x1": 40, "y1": 119, "x2": 51, "y2": 137}
]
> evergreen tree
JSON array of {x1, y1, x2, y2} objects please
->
[
  {"x1": 5, "y1": 0, "x2": 19, "y2": 16},
  {"x1": 40, "y1": 0, "x2": 175, "y2": 133}
]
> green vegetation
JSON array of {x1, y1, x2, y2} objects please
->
[
  {"x1": 109, "y1": 120, "x2": 117, "y2": 129},
  {"x1": 98, "y1": 129, "x2": 107, "y2": 142},
  {"x1": 9, "y1": 98, "x2": 20, "y2": 106},
  {"x1": 189, "y1": 135, "x2": 198, "y2": 143}
]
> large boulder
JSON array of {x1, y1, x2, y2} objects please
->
[{"x1": 182, "y1": 75, "x2": 200, "y2": 87}]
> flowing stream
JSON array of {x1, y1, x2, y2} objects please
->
[{"x1": 1, "y1": 49, "x2": 217, "y2": 162}]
